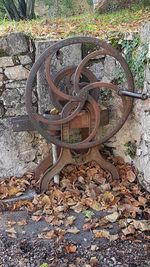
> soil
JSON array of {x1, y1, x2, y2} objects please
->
[{"x1": 0, "y1": 233, "x2": 150, "y2": 267}]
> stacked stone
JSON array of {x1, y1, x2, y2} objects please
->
[
  {"x1": 0, "y1": 32, "x2": 48, "y2": 178},
  {"x1": 0, "y1": 32, "x2": 34, "y2": 118},
  {"x1": 135, "y1": 22, "x2": 150, "y2": 192}
]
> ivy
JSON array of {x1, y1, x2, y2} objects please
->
[
  {"x1": 118, "y1": 36, "x2": 148, "y2": 89},
  {"x1": 124, "y1": 141, "x2": 137, "y2": 159}
]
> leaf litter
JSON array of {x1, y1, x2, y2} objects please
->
[{"x1": 0, "y1": 155, "x2": 150, "y2": 241}]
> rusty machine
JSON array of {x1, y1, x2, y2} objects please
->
[{"x1": 12, "y1": 37, "x2": 148, "y2": 192}]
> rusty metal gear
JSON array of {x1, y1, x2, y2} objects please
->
[{"x1": 26, "y1": 36, "x2": 134, "y2": 150}]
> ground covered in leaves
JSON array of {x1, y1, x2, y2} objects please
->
[
  {"x1": 0, "y1": 155, "x2": 150, "y2": 266},
  {"x1": 0, "y1": 5, "x2": 150, "y2": 39}
]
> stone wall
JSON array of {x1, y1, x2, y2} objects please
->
[
  {"x1": 0, "y1": 33, "x2": 82, "y2": 177},
  {"x1": 0, "y1": 32, "x2": 48, "y2": 177},
  {"x1": 0, "y1": 25, "x2": 150, "y2": 192}
]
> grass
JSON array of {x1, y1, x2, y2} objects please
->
[{"x1": 0, "y1": 4, "x2": 149, "y2": 39}]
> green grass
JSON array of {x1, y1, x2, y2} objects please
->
[{"x1": 0, "y1": 4, "x2": 149, "y2": 39}]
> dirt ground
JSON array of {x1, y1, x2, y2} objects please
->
[
  {"x1": 0, "y1": 231, "x2": 150, "y2": 267},
  {"x1": 0, "y1": 157, "x2": 150, "y2": 267}
]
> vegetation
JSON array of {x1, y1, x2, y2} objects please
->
[
  {"x1": 124, "y1": 141, "x2": 137, "y2": 159},
  {"x1": 0, "y1": 3, "x2": 149, "y2": 38},
  {"x1": 0, "y1": 0, "x2": 35, "y2": 20}
]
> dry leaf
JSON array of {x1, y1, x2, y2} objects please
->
[
  {"x1": 126, "y1": 170, "x2": 136, "y2": 182},
  {"x1": 94, "y1": 230, "x2": 109, "y2": 238},
  {"x1": 38, "y1": 230, "x2": 56, "y2": 239},
  {"x1": 65, "y1": 244, "x2": 77, "y2": 253},
  {"x1": 83, "y1": 210, "x2": 95, "y2": 219},
  {"x1": 67, "y1": 227, "x2": 80, "y2": 234},
  {"x1": 133, "y1": 220, "x2": 150, "y2": 231},
  {"x1": 31, "y1": 215, "x2": 42, "y2": 222},
  {"x1": 85, "y1": 199, "x2": 102, "y2": 211},
  {"x1": 8, "y1": 233, "x2": 17, "y2": 238},
  {"x1": 109, "y1": 234, "x2": 119, "y2": 241},
  {"x1": 122, "y1": 225, "x2": 135, "y2": 235},
  {"x1": 41, "y1": 195, "x2": 51, "y2": 206},
  {"x1": 45, "y1": 215, "x2": 55, "y2": 224},
  {"x1": 8, "y1": 187, "x2": 24, "y2": 197},
  {"x1": 71, "y1": 202, "x2": 83, "y2": 213},
  {"x1": 138, "y1": 196, "x2": 147, "y2": 206},
  {"x1": 7, "y1": 220, "x2": 16, "y2": 226},
  {"x1": 101, "y1": 191, "x2": 115, "y2": 205},
  {"x1": 65, "y1": 216, "x2": 76, "y2": 226},
  {"x1": 17, "y1": 219, "x2": 27, "y2": 226},
  {"x1": 105, "y1": 211, "x2": 119, "y2": 223},
  {"x1": 6, "y1": 227, "x2": 16, "y2": 234}
]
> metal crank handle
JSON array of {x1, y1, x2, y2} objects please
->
[{"x1": 118, "y1": 90, "x2": 148, "y2": 100}]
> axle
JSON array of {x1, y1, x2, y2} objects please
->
[{"x1": 118, "y1": 89, "x2": 148, "y2": 100}]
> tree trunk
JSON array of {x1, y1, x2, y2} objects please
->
[
  {"x1": 2, "y1": 0, "x2": 20, "y2": 21},
  {"x1": 18, "y1": 0, "x2": 26, "y2": 19},
  {"x1": 26, "y1": 0, "x2": 35, "y2": 19},
  {"x1": 93, "y1": 0, "x2": 110, "y2": 12},
  {"x1": 2, "y1": 0, "x2": 36, "y2": 20}
]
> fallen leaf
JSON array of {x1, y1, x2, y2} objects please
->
[
  {"x1": 122, "y1": 225, "x2": 135, "y2": 235},
  {"x1": 71, "y1": 202, "x2": 83, "y2": 213},
  {"x1": 94, "y1": 230, "x2": 109, "y2": 238},
  {"x1": 45, "y1": 215, "x2": 55, "y2": 224},
  {"x1": 85, "y1": 199, "x2": 102, "y2": 211},
  {"x1": 17, "y1": 219, "x2": 27, "y2": 226},
  {"x1": 6, "y1": 227, "x2": 16, "y2": 234},
  {"x1": 41, "y1": 195, "x2": 51, "y2": 206},
  {"x1": 109, "y1": 234, "x2": 119, "y2": 241},
  {"x1": 66, "y1": 227, "x2": 80, "y2": 234},
  {"x1": 138, "y1": 196, "x2": 147, "y2": 206},
  {"x1": 31, "y1": 215, "x2": 42, "y2": 222},
  {"x1": 83, "y1": 210, "x2": 95, "y2": 219},
  {"x1": 133, "y1": 220, "x2": 150, "y2": 231},
  {"x1": 126, "y1": 170, "x2": 136, "y2": 182},
  {"x1": 8, "y1": 187, "x2": 24, "y2": 197},
  {"x1": 90, "y1": 256, "x2": 98, "y2": 265},
  {"x1": 105, "y1": 211, "x2": 119, "y2": 223},
  {"x1": 7, "y1": 220, "x2": 16, "y2": 226},
  {"x1": 38, "y1": 230, "x2": 56, "y2": 239},
  {"x1": 65, "y1": 216, "x2": 76, "y2": 226},
  {"x1": 102, "y1": 191, "x2": 115, "y2": 204},
  {"x1": 65, "y1": 244, "x2": 77, "y2": 253}
]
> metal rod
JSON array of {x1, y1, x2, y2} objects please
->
[
  {"x1": 52, "y1": 144, "x2": 60, "y2": 184},
  {"x1": 118, "y1": 90, "x2": 148, "y2": 100}
]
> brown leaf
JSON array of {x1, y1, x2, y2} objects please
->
[
  {"x1": 101, "y1": 191, "x2": 115, "y2": 205},
  {"x1": 41, "y1": 195, "x2": 51, "y2": 206},
  {"x1": 126, "y1": 170, "x2": 136, "y2": 183},
  {"x1": 38, "y1": 230, "x2": 56, "y2": 239},
  {"x1": 65, "y1": 244, "x2": 77, "y2": 253},
  {"x1": 122, "y1": 225, "x2": 135, "y2": 236},
  {"x1": 133, "y1": 220, "x2": 150, "y2": 231},
  {"x1": 6, "y1": 227, "x2": 16, "y2": 234},
  {"x1": 66, "y1": 227, "x2": 80, "y2": 234},
  {"x1": 31, "y1": 215, "x2": 42, "y2": 222},
  {"x1": 105, "y1": 211, "x2": 119, "y2": 223},
  {"x1": 65, "y1": 216, "x2": 76, "y2": 226},
  {"x1": 138, "y1": 196, "x2": 147, "y2": 206},
  {"x1": 8, "y1": 187, "x2": 24, "y2": 197},
  {"x1": 94, "y1": 230, "x2": 109, "y2": 238},
  {"x1": 71, "y1": 202, "x2": 83, "y2": 213},
  {"x1": 45, "y1": 215, "x2": 55, "y2": 224},
  {"x1": 17, "y1": 219, "x2": 27, "y2": 226},
  {"x1": 85, "y1": 199, "x2": 102, "y2": 211}
]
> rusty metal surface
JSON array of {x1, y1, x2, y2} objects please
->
[
  {"x1": 40, "y1": 147, "x2": 119, "y2": 192},
  {"x1": 25, "y1": 36, "x2": 135, "y2": 150},
  {"x1": 24, "y1": 36, "x2": 142, "y2": 191},
  {"x1": 12, "y1": 115, "x2": 36, "y2": 132}
]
